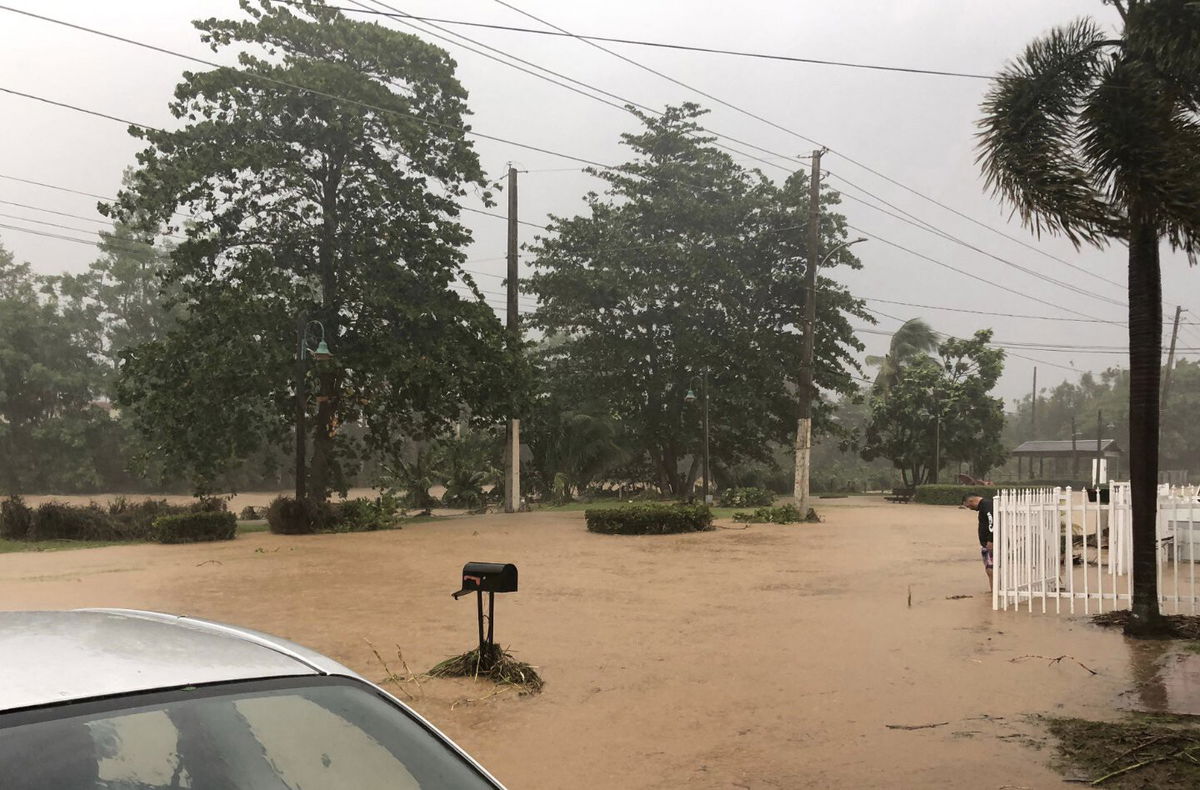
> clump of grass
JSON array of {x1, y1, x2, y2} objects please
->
[
  {"x1": 428, "y1": 643, "x2": 544, "y2": 694},
  {"x1": 1047, "y1": 716, "x2": 1200, "y2": 787},
  {"x1": 1093, "y1": 610, "x2": 1200, "y2": 640}
]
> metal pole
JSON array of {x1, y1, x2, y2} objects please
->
[
  {"x1": 295, "y1": 312, "x2": 307, "y2": 501},
  {"x1": 1031, "y1": 366, "x2": 1038, "y2": 438},
  {"x1": 504, "y1": 166, "x2": 521, "y2": 513},
  {"x1": 1097, "y1": 409, "x2": 1103, "y2": 485},
  {"x1": 702, "y1": 369, "x2": 710, "y2": 504},
  {"x1": 476, "y1": 591, "x2": 485, "y2": 652},
  {"x1": 934, "y1": 415, "x2": 940, "y2": 484}
]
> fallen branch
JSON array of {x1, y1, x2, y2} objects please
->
[
  {"x1": 1009, "y1": 654, "x2": 1098, "y2": 676},
  {"x1": 1090, "y1": 752, "x2": 1178, "y2": 786},
  {"x1": 886, "y1": 721, "x2": 949, "y2": 730},
  {"x1": 195, "y1": 559, "x2": 223, "y2": 567},
  {"x1": 945, "y1": 594, "x2": 973, "y2": 600}
]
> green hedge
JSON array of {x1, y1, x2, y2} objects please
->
[
  {"x1": 732, "y1": 504, "x2": 804, "y2": 524},
  {"x1": 585, "y1": 503, "x2": 713, "y2": 535},
  {"x1": 154, "y1": 512, "x2": 237, "y2": 544},
  {"x1": 718, "y1": 487, "x2": 775, "y2": 508},
  {"x1": 914, "y1": 483, "x2": 1088, "y2": 505},
  {"x1": 913, "y1": 484, "x2": 1002, "y2": 505},
  {"x1": 266, "y1": 496, "x2": 402, "y2": 534}
]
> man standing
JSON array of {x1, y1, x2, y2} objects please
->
[{"x1": 962, "y1": 494, "x2": 994, "y2": 592}]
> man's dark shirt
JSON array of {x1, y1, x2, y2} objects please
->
[{"x1": 977, "y1": 497, "x2": 994, "y2": 547}]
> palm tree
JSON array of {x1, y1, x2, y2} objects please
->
[
  {"x1": 866, "y1": 318, "x2": 939, "y2": 394},
  {"x1": 977, "y1": 1, "x2": 1199, "y2": 636}
]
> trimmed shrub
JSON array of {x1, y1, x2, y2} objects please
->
[
  {"x1": 733, "y1": 504, "x2": 804, "y2": 524},
  {"x1": 719, "y1": 487, "x2": 775, "y2": 508},
  {"x1": 266, "y1": 496, "x2": 330, "y2": 534},
  {"x1": 0, "y1": 497, "x2": 33, "y2": 540},
  {"x1": 914, "y1": 484, "x2": 1001, "y2": 505},
  {"x1": 29, "y1": 502, "x2": 119, "y2": 541},
  {"x1": 585, "y1": 503, "x2": 713, "y2": 535},
  {"x1": 154, "y1": 512, "x2": 237, "y2": 544}
]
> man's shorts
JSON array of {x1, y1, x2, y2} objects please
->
[{"x1": 981, "y1": 546, "x2": 994, "y2": 569}]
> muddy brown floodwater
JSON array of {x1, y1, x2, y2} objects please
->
[{"x1": 0, "y1": 498, "x2": 1184, "y2": 788}]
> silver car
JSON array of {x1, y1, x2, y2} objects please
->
[{"x1": 0, "y1": 609, "x2": 506, "y2": 789}]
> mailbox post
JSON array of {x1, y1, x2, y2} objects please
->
[{"x1": 451, "y1": 562, "x2": 518, "y2": 656}]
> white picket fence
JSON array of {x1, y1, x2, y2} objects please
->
[{"x1": 993, "y1": 483, "x2": 1200, "y2": 613}]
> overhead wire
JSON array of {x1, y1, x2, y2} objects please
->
[
  {"x1": 487, "y1": 0, "x2": 1132, "y2": 298},
  {"x1": 312, "y1": 4, "x2": 993, "y2": 80}
]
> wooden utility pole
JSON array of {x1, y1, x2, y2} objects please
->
[
  {"x1": 793, "y1": 149, "x2": 823, "y2": 514},
  {"x1": 1071, "y1": 415, "x2": 1078, "y2": 479},
  {"x1": 503, "y1": 166, "x2": 521, "y2": 513},
  {"x1": 1162, "y1": 305, "x2": 1183, "y2": 406}
]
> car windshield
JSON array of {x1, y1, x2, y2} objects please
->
[{"x1": 0, "y1": 677, "x2": 496, "y2": 790}]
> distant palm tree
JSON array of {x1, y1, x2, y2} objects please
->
[
  {"x1": 866, "y1": 318, "x2": 938, "y2": 394},
  {"x1": 977, "y1": 1, "x2": 1200, "y2": 636}
]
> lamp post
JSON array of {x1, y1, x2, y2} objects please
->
[
  {"x1": 295, "y1": 316, "x2": 333, "y2": 501},
  {"x1": 684, "y1": 369, "x2": 711, "y2": 504},
  {"x1": 794, "y1": 237, "x2": 868, "y2": 512}
]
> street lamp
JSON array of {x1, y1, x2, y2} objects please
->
[
  {"x1": 683, "y1": 369, "x2": 711, "y2": 505},
  {"x1": 296, "y1": 317, "x2": 334, "y2": 501}
]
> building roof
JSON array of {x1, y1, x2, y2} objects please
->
[
  {"x1": 1011, "y1": 439, "x2": 1123, "y2": 455},
  {"x1": 0, "y1": 609, "x2": 357, "y2": 711}
]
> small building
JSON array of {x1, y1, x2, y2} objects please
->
[{"x1": 1010, "y1": 439, "x2": 1124, "y2": 481}]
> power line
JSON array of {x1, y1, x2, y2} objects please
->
[
  {"x1": 486, "y1": 0, "x2": 1130, "y2": 298},
  {"x1": 314, "y1": 4, "x2": 993, "y2": 80},
  {"x1": 348, "y1": 0, "x2": 806, "y2": 176},
  {"x1": 847, "y1": 223, "x2": 1118, "y2": 323},
  {"x1": 858, "y1": 295, "x2": 1121, "y2": 325},
  {"x1": 828, "y1": 171, "x2": 1128, "y2": 299}
]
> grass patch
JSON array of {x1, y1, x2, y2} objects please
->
[
  {"x1": 1047, "y1": 715, "x2": 1200, "y2": 787},
  {"x1": 1093, "y1": 610, "x2": 1200, "y2": 640},
  {"x1": 0, "y1": 538, "x2": 121, "y2": 554},
  {"x1": 428, "y1": 643, "x2": 544, "y2": 694},
  {"x1": 237, "y1": 520, "x2": 270, "y2": 534}
]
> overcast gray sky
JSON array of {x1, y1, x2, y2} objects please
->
[{"x1": 2, "y1": 0, "x2": 1194, "y2": 404}]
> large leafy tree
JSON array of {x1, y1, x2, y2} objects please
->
[
  {"x1": 977, "y1": 0, "x2": 1200, "y2": 635},
  {"x1": 861, "y1": 331, "x2": 1006, "y2": 485},
  {"x1": 0, "y1": 240, "x2": 110, "y2": 493},
  {"x1": 527, "y1": 104, "x2": 869, "y2": 496},
  {"x1": 111, "y1": 0, "x2": 520, "y2": 496}
]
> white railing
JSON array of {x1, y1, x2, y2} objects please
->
[{"x1": 993, "y1": 483, "x2": 1200, "y2": 613}]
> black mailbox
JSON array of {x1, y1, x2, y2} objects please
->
[
  {"x1": 453, "y1": 562, "x2": 518, "y2": 599},
  {"x1": 451, "y1": 561, "x2": 519, "y2": 653}
]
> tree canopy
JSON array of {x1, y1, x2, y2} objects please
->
[
  {"x1": 860, "y1": 330, "x2": 1006, "y2": 485},
  {"x1": 526, "y1": 103, "x2": 870, "y2": 496},
  {"x1": 110, "y1": 0, "x2": 522, "y2": 496}
]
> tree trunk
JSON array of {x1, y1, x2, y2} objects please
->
[
  {"x1": 1125, "y1": 216, "x2": 1166, "y2": 637},
  {"x1": 307, "y1": 158, "x2": 343, "y2": 501}
]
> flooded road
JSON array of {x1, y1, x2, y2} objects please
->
[{"x1": 1, "y1": 497, "x2": 1194, "y2": 788}]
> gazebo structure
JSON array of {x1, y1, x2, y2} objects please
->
[{"x1": 1010, "y1": 439, "x2": 1124, "y2": 481}]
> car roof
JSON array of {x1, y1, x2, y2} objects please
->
[{"x1": 0, "y1": 609, "x2": 360, "y2": 712}]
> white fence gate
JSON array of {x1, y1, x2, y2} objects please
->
[{"x1": 993, "y1": 484, "x2": 1200, "y2": 613}]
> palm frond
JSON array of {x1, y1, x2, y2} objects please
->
[{"x1": 976, "y1": 18, "x2": 1120, "y2": 246}]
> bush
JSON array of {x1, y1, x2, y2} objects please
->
[
  {"x1": 266, "y1": 496, "x2": 331, "y2": 534},
  {"x1": 585, "y1": 503, "x2": 713, "y2": 535},
  {"x1": 913, "y1": 484, "x2": 1001, "y2": 505},
  {"x1": 29, "y1": 502, "x2": 119, "y2": 541},
  {"x1": 239, "y1": 506, "x2": 262, "y2": 520},
  {"x1": 733, "y1": 504, "x2": 804, "y2": 524},
  {"x1": 154, "y1": 512, "x2": 237, "y2": 544},
  {"x1": 719, "y1": 487, "x2": 776, "y2": 508},
  {"x1": 330, "y1": 497, "x2": 402, "y2": 532},
  {"x1": 0, "y1": 497, "x2": 33, "y2": 540}
]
